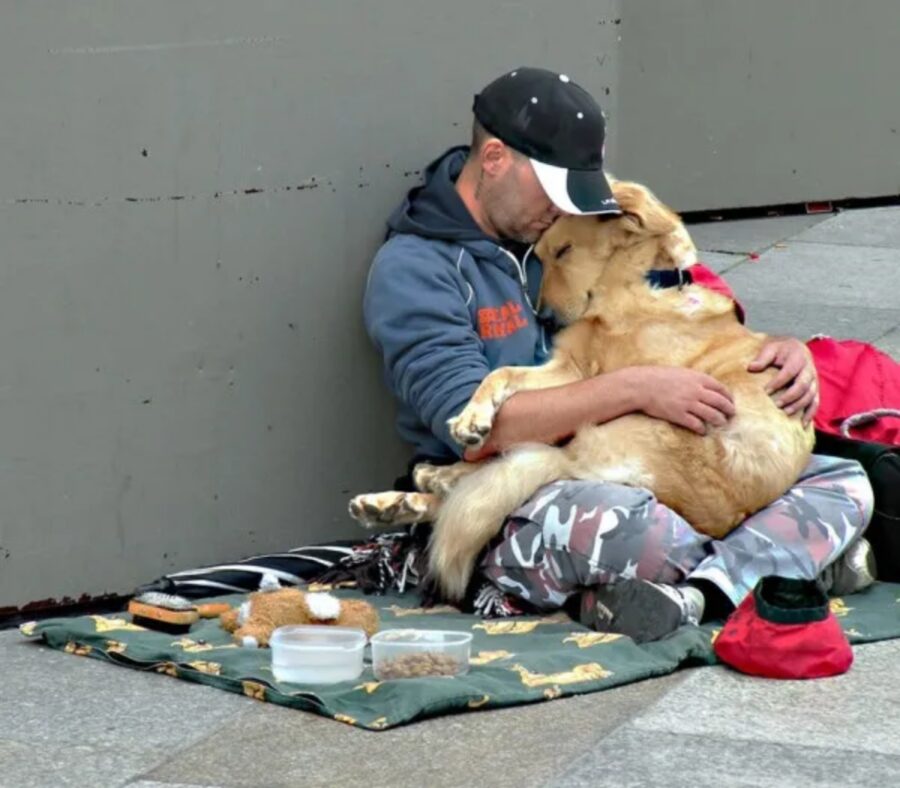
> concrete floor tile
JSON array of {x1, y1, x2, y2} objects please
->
[
  {"x1": 629, "y1": 640, "x2": 900, "y2": 757},
  {"x1": 554, "y1": 727, "x2": 900, "y2": 788},
  {"x1": 0, "y1": 739, "x2": 166, "y2": 788},
  {"x1": 737, "y1": 301, "x2": 900, "y2": 343},
  {"x1": 127, "y1": 783, "x2": 224, "y2": 788},
  {"x1": 793, "y1": 207, "x2": 900, "y2": 249},
  {"x1": 142, "y1": 672, "x2": 690, "y2": 788},
  {"x1": 687, "y1": 215, "x2": 832, "y2": 254},
  {"x1": 2, "y1": 634, "x2": 249, "y2": 749},
  {"x1": 723, "y1": 242, "x2": 900, "y2": 309},
  {"x1": 873, "y1": 327, "x2": 900, "y2": 363}
]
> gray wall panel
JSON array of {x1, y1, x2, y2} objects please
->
[
  {"x1": 617, "y1": 0, "x2": 900, "y2": 210},
  {"x1": 0, "y1": 1, "x2": 622, "y2": 607}
]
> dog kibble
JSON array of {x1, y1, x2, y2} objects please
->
[{"x1": 377, "y1": 652, "x2": 462, "y2": 679}]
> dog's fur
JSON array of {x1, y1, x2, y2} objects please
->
[{"x1": 350, "y1": 181, "x2": 814, "y2": 601}]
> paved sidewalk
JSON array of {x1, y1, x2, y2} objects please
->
[
  {"x1": 691, "y1": 208, "x2": 900, "y2": 358},
  {"x1": 5, "y1": 207, "x2": 900, "y2": 788}
]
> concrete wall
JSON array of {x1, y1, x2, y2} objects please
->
[
  {"x1": 0, "y1": 1, "x2": 623, "y2": 608},
  {"x1": 617, "y1": 0, "x2": 900, "y2": 210},
  {"x1": 4, "y1": 0, "x2": 898, "y2": 610}
]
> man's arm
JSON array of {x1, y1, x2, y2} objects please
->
[
  {"x1": 364, "y1": 237, "x2": 491, "y2": 457},
  {"x1": 466, "y1": 336, "x2": 818, "y2": 461},
  {"x1": 364, "y1": 241, "x2": 815, "y2": 462},
  {"x1": 466, "y1": 366, "x2": 736, "y2": 461}
]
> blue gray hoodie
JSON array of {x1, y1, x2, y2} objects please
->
[{"x1": 364, "y1": 147, "x2": 555, "y2": 462}]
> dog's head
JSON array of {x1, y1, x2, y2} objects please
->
[{"x1": 535, "y1": 180, "x2": 697, "y2": 323}]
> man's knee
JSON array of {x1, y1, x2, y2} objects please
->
[
  {"x1": 804, "y1": 457, "x2": 874, "y2": 531},
  {"x1": 847, "y1": 472, "x2": 875, "y2": 534}
]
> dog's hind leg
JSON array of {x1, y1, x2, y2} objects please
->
[
  {"x1": 348, "y1": 491, "x2": 440, "y2": 530},
  {"x1": 429, "y1": 444, "x2": 571, "y2": 600}
]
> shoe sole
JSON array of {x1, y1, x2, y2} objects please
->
[{"x1": 583, "y1": 580, "x2": 684, "y2": 644}]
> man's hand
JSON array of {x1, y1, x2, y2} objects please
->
[
  {"x1": 633, "y1": 367, "x2": 736, "y2": 435},
  {"x1": 748, "y1": 336, "x2": 819, "y2": 426}
]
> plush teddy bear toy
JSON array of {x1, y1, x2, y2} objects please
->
[{"x1": 220, "y1": 584, "x2": 379, "y2": 648}]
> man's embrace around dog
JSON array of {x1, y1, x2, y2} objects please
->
[{"x1": 359, "y1": 67, "x2": 875, "y2": 642}]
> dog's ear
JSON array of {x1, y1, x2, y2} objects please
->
[{"x1": 612, "y1": 182, "x2": 679, "y2": 237}]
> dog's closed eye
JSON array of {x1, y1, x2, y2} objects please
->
[{"x1": 554, "y1": 243, "x2": 572, "y2": 260}]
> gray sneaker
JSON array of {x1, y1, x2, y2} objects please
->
[
  {"x1": 579, "y1": 580, "x2": 705, "y2": 643},
  {"x1": 820, "y1": 537, "x2": 877, "y2": 596}
]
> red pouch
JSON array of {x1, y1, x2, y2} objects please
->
[{"x1": 714, "y1": 577, "x2": 852, "y2": 680}]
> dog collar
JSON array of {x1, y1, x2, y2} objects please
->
[{"x1": 645, "y1": 268, "x2": 693, "y2": 290}]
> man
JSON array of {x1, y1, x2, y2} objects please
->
[{"x1": 363, "y1": 67, "x2": 874, "y2": 641}]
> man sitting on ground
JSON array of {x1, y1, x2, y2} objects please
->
[{"x1": 363, "y1": 67, "x2": 875, "y2": 641}]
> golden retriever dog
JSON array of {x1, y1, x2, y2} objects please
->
[{"x1": 350, "y1": 181, "x2": 814, "y2": 601}]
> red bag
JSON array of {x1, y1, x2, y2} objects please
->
[
  {"x1": 688, "y1": 265, "x2": 900, "y2": 447},
  {"x1": 714, "y1": 577, "x2": 853, "y2": 680},
  {"x1": 807, "y1": 336, "x2": 900, "y2": 446}
]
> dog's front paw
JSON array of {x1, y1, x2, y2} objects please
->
[
  {"x1": 448, "y1": 402, "x2": 496, "y2": 449},
  {"x1": 348, "y1": 492, "x2": 433, "y2": 528}
]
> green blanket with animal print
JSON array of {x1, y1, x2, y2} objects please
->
[{"x1": 19, "y1": 583, "x2": 900, "y2": 731}]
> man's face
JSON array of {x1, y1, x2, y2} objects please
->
[{"x1": 478, "y1": 141, "x2": 563, "y2": 244}]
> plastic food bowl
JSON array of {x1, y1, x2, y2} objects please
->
[
  {"x1": 270, "y1": 625, "x2": 366, "y2": 684},
  {"x1": 371, "y1": 629, "x2": 473, "y2": 680}
]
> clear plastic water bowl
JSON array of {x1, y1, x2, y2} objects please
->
[{"x1": 270, "y1": 625, "x2": 366, "y2": 684}]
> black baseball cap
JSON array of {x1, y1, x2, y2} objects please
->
[{"x1": 473, "y1": 67, "x2": 620, "y2": 216}]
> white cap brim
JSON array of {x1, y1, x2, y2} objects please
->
[{"x1": 530, "y1": 158, "x2": 621, "y2": 216}]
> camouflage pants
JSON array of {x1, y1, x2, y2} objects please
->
[{"x1": 480, "y1": 455, "x2": 874, "y2": 609}]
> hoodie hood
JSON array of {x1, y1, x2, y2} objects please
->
[
  {"x1": 367, "y1": 147, "x2": 553, "y2": 462},
  {"x1": 386, "y1": 147, "x2": 492, "y2": 243}
]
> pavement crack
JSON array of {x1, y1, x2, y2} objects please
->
[
  {"x1": 790, "y1": 238, "x2": 900, "y2": 251},
  {"x1": 698, "y1": 248, "x2": 749, "y2": 256}
]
